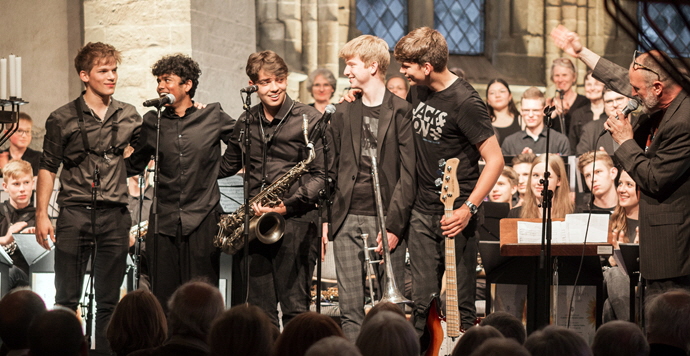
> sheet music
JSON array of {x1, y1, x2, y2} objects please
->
[
  {"x1": 564, "y1": 214, "x2": 609, "y2": 243},
  {"x1": 517, "y1": 221, "x2": 566, "y2": 243},
  {"x1": 516, "y1": 214, "x2": 609, "y2": 244},
  {"x1": 13, "y1": 234, "x2": 53, "y2": 265}
]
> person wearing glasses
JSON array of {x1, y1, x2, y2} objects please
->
[
  {"x1": 576, "y1": 88, "x2": 631, "y2": 156},
  {"x1": 552, "y1": 25, "x2": 690, "y2": 292},
  {"x1": 500, "y1": 87, "x2": 571, "y2": 156},
  {"x1": 0, "y1": 112, "x2": 41, "y2": 176}
]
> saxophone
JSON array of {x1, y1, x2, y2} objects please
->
[{"x1": 215, "y1": 114, "x2": 317, "y2": 255}]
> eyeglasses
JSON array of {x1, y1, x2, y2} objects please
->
[
  {"x1": 604, "y1": 97, "x2": 628, "y2": 106},
  {"x1": 632, "y1": 50, "x2": 661, "y2": 81},
  {"x1": 16, "y1": 130, "x2": 31, "y2": 136}
]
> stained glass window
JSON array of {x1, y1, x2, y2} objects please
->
[
  {"x1": 435, "y1": 0, "x2": 485, "y2": 55},
  {"x1": 356, "y1": 0, "x2": 408, "y2": 49},
  {"x1": 638, "y1": 3, "x2": 690, "y2": 58}
]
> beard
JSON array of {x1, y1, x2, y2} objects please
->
[{"x1": 638, "y1": 89, "x2": 659, "y2": 114}]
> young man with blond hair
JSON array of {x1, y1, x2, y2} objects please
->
[
  {"x1": 576, "y1": 151, "x2": 618, "y2": 212},
  {"x1": 326, "y1": 35, "x2": 415, "y2": 341},
  {"x1": 36, "y1": 42, "x2": 141, "y2": 353},
  {"x1": 0, "y1": 159, "x2": 35, "y2": 289},
  {"x1": 501, "y1": 87, "x2": 571, "y2": 156},
  {"x1": 220, "y1": 50, "x2": 325, "y2": 327},
  {"x1": 393, "y1": 27, "x2": 504, "y2": 338}
]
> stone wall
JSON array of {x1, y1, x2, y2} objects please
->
[{"x1": 0, "y1": 0, "x2": 82, "y2": 150}]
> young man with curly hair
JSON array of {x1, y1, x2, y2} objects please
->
[{"x1": 126, "y1": 54, "x2": 235, "y2": 308}]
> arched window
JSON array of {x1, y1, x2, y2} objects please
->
[
  {"x1": 638, "y1": 3, "x2": 690, "y2": 58},
  {"x1": 435, "y1": 0, "x2": 485, "y2": 55},
  {"x1": 356, "y1": 0, "x2": 408, "y2": 49}
]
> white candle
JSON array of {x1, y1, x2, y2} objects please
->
[
  {"x1": 8, "y1": 54, "x2": 15, "y2": 98},
  {"x1": 0, "y1": 58, "x2": 6, "y2": 100},
  {"x1": 15, "y1": 57, "x2": 21, "y2": 99}
]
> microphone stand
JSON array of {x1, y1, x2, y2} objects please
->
[
  {"x1": 133, "y1": 163, "x2": 149, "y2": 289},
  {"x1": 150, "y1": 106, "x2": 163, "y2": 293},
  {"x1": 316, "y1": 113, "x2": 333, "y2": 313},
  {"x1": 85, "y1": 167, "x2": 99, "y2": 348},
  {"x1": 557, "y1": 90, "x2": 566, "y2": 135},
  {"x1": 536, "y1": 105, "x2": 556, "y2": 329},
  {"x1": 241, "y1": 92, "x2": 254, "y2": 304}
]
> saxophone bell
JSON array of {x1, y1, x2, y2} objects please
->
[{"x1": 250, "y1": 211, "x2": 285, "y2": 245}]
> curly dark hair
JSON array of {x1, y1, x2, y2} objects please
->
[{"x1": 152, "y1": 54, "x2": 202, "y2": 98}]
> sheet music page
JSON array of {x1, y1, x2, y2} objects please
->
[
  {"x1": 517, "y1": 221, "x2": 566, "y2": 243},
  {"x1": 564, "y1": 214, "x2": 610, "y2": 243}
]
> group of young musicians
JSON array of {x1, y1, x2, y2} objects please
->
[{"x1": 13, "y1": 19, "x2": 688, "y2": 356}]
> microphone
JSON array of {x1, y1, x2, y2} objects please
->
[
  {"x1": 599, "y1": 99, "x2": 640, "y2": 137},
  {"x1": 240, "y1": 85, "x2": 259, "y2": 93},
  {"x1": 308, "y1": 104, "x2": 336, "y2": 142},
  {"x1": 143, "y1": 93, "x2": 175, "y2": 108}
]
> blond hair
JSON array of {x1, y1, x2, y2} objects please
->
[
  {"x1": 577, "y1": 151, "x2": 615, "y2": 174},
  {"x1": 520, "y1": 154, "x2": 573, "y2": 219},
  {"x1": 521, "y1": 86, "x2": 545, "y2": 107},
  {"x1": 393, "y1": 27, "x2": 448, "y2": 72},
  {"x1": 2, "y1": 160, "x2": 33, "y2": 183},
  {"x1": 339, "y1": 35, "x2": 390, "y2": 79},
  {"x1": 550, "y1": 57, "x2": 577, "y2": 82}
]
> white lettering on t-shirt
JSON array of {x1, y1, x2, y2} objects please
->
[{"x1": 412, "y1": 102, "x2": 447, "y2": 142}]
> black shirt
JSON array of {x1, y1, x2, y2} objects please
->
[
  {"x1": 41, "y1": 95, "x2": 142, "y2": 206},
  {"x1": 219, "y1": 95, "x2": 325, "y2": 217},
  {"x1": 127, "y1": 103, "x2": 235, "y2": 236},
  {"x1": 409, "y1": 79, "x2": 496, "y2": 214},
  {"x1": 1, "y1": 147, "x2": 42, "y2": 176},
  {"x1": 349, "y1": 104, "x2": 380, "y2": 216},
  {"x1": 0, "y1": 200, "x2": 36, "y2": 274}
]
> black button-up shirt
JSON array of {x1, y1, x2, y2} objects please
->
[
  {"x1": 127, "y1": 103, "x2": 235, "y2": 236},
  {"x1": 219, "y1": 95, "x2": 325, "y2": 216},
  {"x1": 40, "y1": 95, "x2": 142, "y2": 206}
]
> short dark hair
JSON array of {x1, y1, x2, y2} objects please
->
[
  {"x1": 167, "y1": 280, "x2": 225, "y2": 339},
  {"x1": 479, "y1": 312, "x2": 527, "y2": 344},
  {"x1": 29, "y1": 309, "x2": 85, "y2": 356},
  {"x1": 524, "y1": 325, "x2": 592, "y2": 356},
  {"x1": 0, "y1": 290, "x2": 46, "y2": 350},
  {"x1": 106, "y1": 290, "x2": 167, "y2": 356},
  {"x1": 246, "y1": 50, "x2": 289, "y2": 83},
  {"x1": 209, "y1": 304, "x2": 278, "y2": 356},
  {"x1": 452, "y1": 325, "x2": 504, "y2": 356},
  {"x1": 74, "y1": 42, "x2": 121, "y2": 74},
  {"x1": 591, "y1": 320, "x2": 648, "y2": 356},
  {"x1": 274, "y1": 312, "x2": 344, "y2": 356},
  {"x1": 152, "y1": 54, "x2": 202, "y2": 98}
]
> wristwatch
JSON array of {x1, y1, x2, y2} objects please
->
[{"x1": 464, "y1": 200, "x2": 479, "y2": 215}]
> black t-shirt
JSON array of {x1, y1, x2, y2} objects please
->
[
  {"x1": 349, "y1": 105, "x2": 381, "y2": 216},
  {"x1": 409, "y1": 79, "x2": 495, "y2": 214}
]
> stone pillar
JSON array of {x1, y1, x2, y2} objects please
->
[
  {"x1": 302, "y1": 0, "x2": 319, "y2": 75},
  {"x1": 408, "y1": 0, "x2": 434, "y2": 31}
]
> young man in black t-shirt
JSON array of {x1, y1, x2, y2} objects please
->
[{"x1": 393, "y1": 27, "x2": 504, "y2": 337}]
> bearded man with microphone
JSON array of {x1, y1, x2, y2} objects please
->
[
  {"x1": 126, "y1": 54, "x2": 235, "y2": 308},
  {"x1": 553, "y1": 25, "x2": 690, "y2": 292}
]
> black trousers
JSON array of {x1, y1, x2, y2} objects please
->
[
  {"x1": 232, "y1": 210, "x2": 318, "y2": 328},
  {"x1": 54, "y1": 205, "x2": 130, "y2": 352},
  {"x1": 147, "y1": 208, "x2": 221, "y2": 310}
]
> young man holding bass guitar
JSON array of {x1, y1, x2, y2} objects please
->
[{"x1": 393, "y1": 27, "x2": 503, "y2": 352}]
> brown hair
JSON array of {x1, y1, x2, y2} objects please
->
[
  {"x1": 339, "y1": 35, "x2": 390, "y2": 79},
  {"x1": 274, "y1": 312, "x2": 344, "y2": 356},
  {"x1": 577, "y1": 150, "x2": 614, "y2": 174},
  {"x1": 520, "y1": 154, "x2": 573, "y2": 219},
  {"x1": 609, "y1": 170, "x2": 639, "y2": 244},
  {"x1": 521, "y1": 86, "x2": 545, "y2": 107},
  {"x1": 501, "y1": 166, "x2": 519, "y2": 187},
  {"x1": 209, "y1": 304, "x2": 277, "y2": 356},
  {"x1": 2, "y1": 160, "x2": 32, "y2": 183},
  {"x1": 393, "y1": 27, "x2": 448, "y2": 72},
  {"x1": 74, "y1": 42, "x2": 121, "y2": 74},
  {"x1": 246, "y1": 50, "x2": 288, "y2": 83},
  {"x1": 106, "y1": 290, "x2": 167, "y2": 356},
  {"x1": 511, "y1": 152, "x2": 537, "y2": 166},
  {"x1": 18, "y1": 112, "x2": 32, "y2": 124}
]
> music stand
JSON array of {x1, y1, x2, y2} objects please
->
[{"x1": 619, "y1": 243, "x2": 641, "y2": 325}]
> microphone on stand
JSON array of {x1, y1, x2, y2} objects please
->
[
  {"x1": 240, "y1": 85, "x2": 259, "y2": 93},
  {"x1": 143, "y1": 93, "x2": 176, "y2": 108},
  {"x1": 599, "y1": 99, "x2": 640, "y2": 137},
  {"x1": 308, "y1": 104, "x2": 336, "y2": 142}
]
